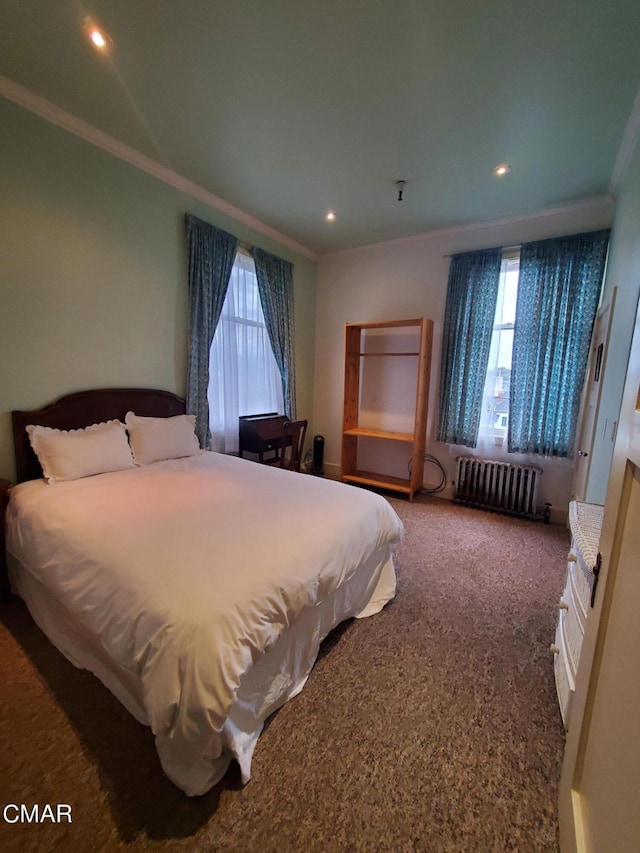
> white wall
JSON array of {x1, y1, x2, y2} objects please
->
[{"x1": 313, "y1": 198, "x2": 613, "y2": 522}]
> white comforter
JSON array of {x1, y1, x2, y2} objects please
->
[{"x1": 6, "y1": 451, "x2": 402, "y2": 794}]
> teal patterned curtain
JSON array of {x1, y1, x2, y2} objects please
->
[
  {"x1": 251, "y1": 247, "x2": 297, "y2": 418},
  {"x1": 508, "y1": 229, "x2": 610, "y2": 457},
  {"x1": 186, "y1": 214, "x2": 238, "y2": 447},
  {"x1": 437, "y1": 248, "x2": 502, "y2": 447}
]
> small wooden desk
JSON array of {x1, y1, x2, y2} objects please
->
[{"x1": 239, "y1": 413, "x2": 289, "y2": 463}]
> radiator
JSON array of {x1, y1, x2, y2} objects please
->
[{"x1": 454, "y1": 456, "x2": 544, "y2": 520}]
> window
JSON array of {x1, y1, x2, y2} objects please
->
[
  {"x1": 479, "y1": 254, "x2": 519, "y2": 440},
  {"x1": 438, "y1": 230, "x2": 608, "y2": 456},
  {"x1": 208, "y1": 252, "x2": 283, "y2": 453}
]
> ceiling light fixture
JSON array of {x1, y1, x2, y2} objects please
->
[
  {"x1": 90, "y1": 28, "x2": 106, "y2": 48},
  {"x1": 325, "y1": 211, "x2": 336, "y2": 222},
  {"x1": 83, "y1": 18, "x2": 112, "y2": 53},
  {"x1": 493, "y1": 163, "x2": 510, "y2": 177}
]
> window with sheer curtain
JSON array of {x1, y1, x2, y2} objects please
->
[
  {"x1": 208, "y1": 252, "x2": 283, "y2": 453},
  {"x1": 439, "y1": 229, "x2": 609, "y2": 457},
  {"x1": 479, "y1": 254, "x2": 519, "y2": 443}
]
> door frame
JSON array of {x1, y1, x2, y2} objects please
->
[{"x1": 559, "y1": 295, "x2": 640, "y2": 851}]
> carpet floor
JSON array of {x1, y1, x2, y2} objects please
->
[{"x1": 0, "y1": 495, "x2": 569, "y2": 852}]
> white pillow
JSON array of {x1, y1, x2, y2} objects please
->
[
  {"x1": 27, "y1": 420, "x2": 136, "y2": 484},
  {"x1": 125, "y1": 411, "x2": 200, "y2": 465}
]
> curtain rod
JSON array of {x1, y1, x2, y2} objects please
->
[{"x1": 442, "y1": 243, "x2": 521, "y2": 259}]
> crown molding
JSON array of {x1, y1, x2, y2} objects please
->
[
  {"x1": 2, "y1": 72, "x2": 623, "y2": 265},
  {"x1": 0, "y1": 75, "x2": 318, "y2": 262},
  {"x1": 322, "y1": 195, "x2": 615, "y2": 259},
  {"x1": 610, "y1": 80, "x2": 640, "y2": 194}
]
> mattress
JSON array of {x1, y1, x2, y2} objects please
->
[{"x1": 6, "y1": 451, "x2": 402, "y2": 794}]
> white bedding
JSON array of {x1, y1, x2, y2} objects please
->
[{"x1": 6, "y1": 451, "x2": 402, "y2": 795}]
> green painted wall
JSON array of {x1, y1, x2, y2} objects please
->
[
  {"x1": 0, "y1": 98, "x2": 317, "y2": 482},
  {"x1": 585, "y1": 145, "x2": 640, "y2": 504}
]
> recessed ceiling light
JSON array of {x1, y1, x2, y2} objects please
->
[
  {"x1": 90, "y1": 29, "x2": 106, "y2": 48},
  {"x1": 83, "y1": 18, "x2": 112, "y2": 53},
  {"x1": 325, "y1": 211, "x2": 337, "y2": 222},
  {"x1": 493, "y1": 163, "x2": 511, "y2": 177}
]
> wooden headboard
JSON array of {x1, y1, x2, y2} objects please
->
[{"x1": 12, "y1": 388, "x2": 187, "y2": 483}]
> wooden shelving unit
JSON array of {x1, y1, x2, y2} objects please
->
[{"x1": 341, "y1": 317, "x2": 433, "y2": 501}]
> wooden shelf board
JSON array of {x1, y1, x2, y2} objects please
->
[
  {"x1": 358, "y1": 351, "x2": 420, "y2": 357},
  {"x1": 342, "y1": 470, "x2": 412, "y2": 492},
  {"x1": 343, "y1": 427, "x2": 414, "y2": 442},
  {"x1": 345, "y1": 318, "x2": 423, "y2": 329}
]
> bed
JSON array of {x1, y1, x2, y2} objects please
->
[{"x1": 3, "y1": 388, "x2": 402, "y2": 796}]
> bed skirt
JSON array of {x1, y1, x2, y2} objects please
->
[{"x1": 8, "y1": 545, "x2": 396, "y2": 795}]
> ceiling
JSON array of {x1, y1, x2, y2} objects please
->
[{"x1": 2, "y1": 0, "x2": 640, "y2": 255}]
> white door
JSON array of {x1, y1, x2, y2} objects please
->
[
  {"x1": 577, "y1": 466, "x2": 640, "y2": 850},
  {"x1": 572, "y1": 290, "x2": 616, "y2": 502},
  {"x1": 559, "y1": 297, "x2": 640, "y2": 852}
]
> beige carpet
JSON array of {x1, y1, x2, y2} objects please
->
[{"x1": 0, "y1": 496, "x2": 569, "y2": 852}]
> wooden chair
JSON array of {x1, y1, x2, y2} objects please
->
[{"x1": 271, "y1": 419, "x2": 308, "y2": 472}]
